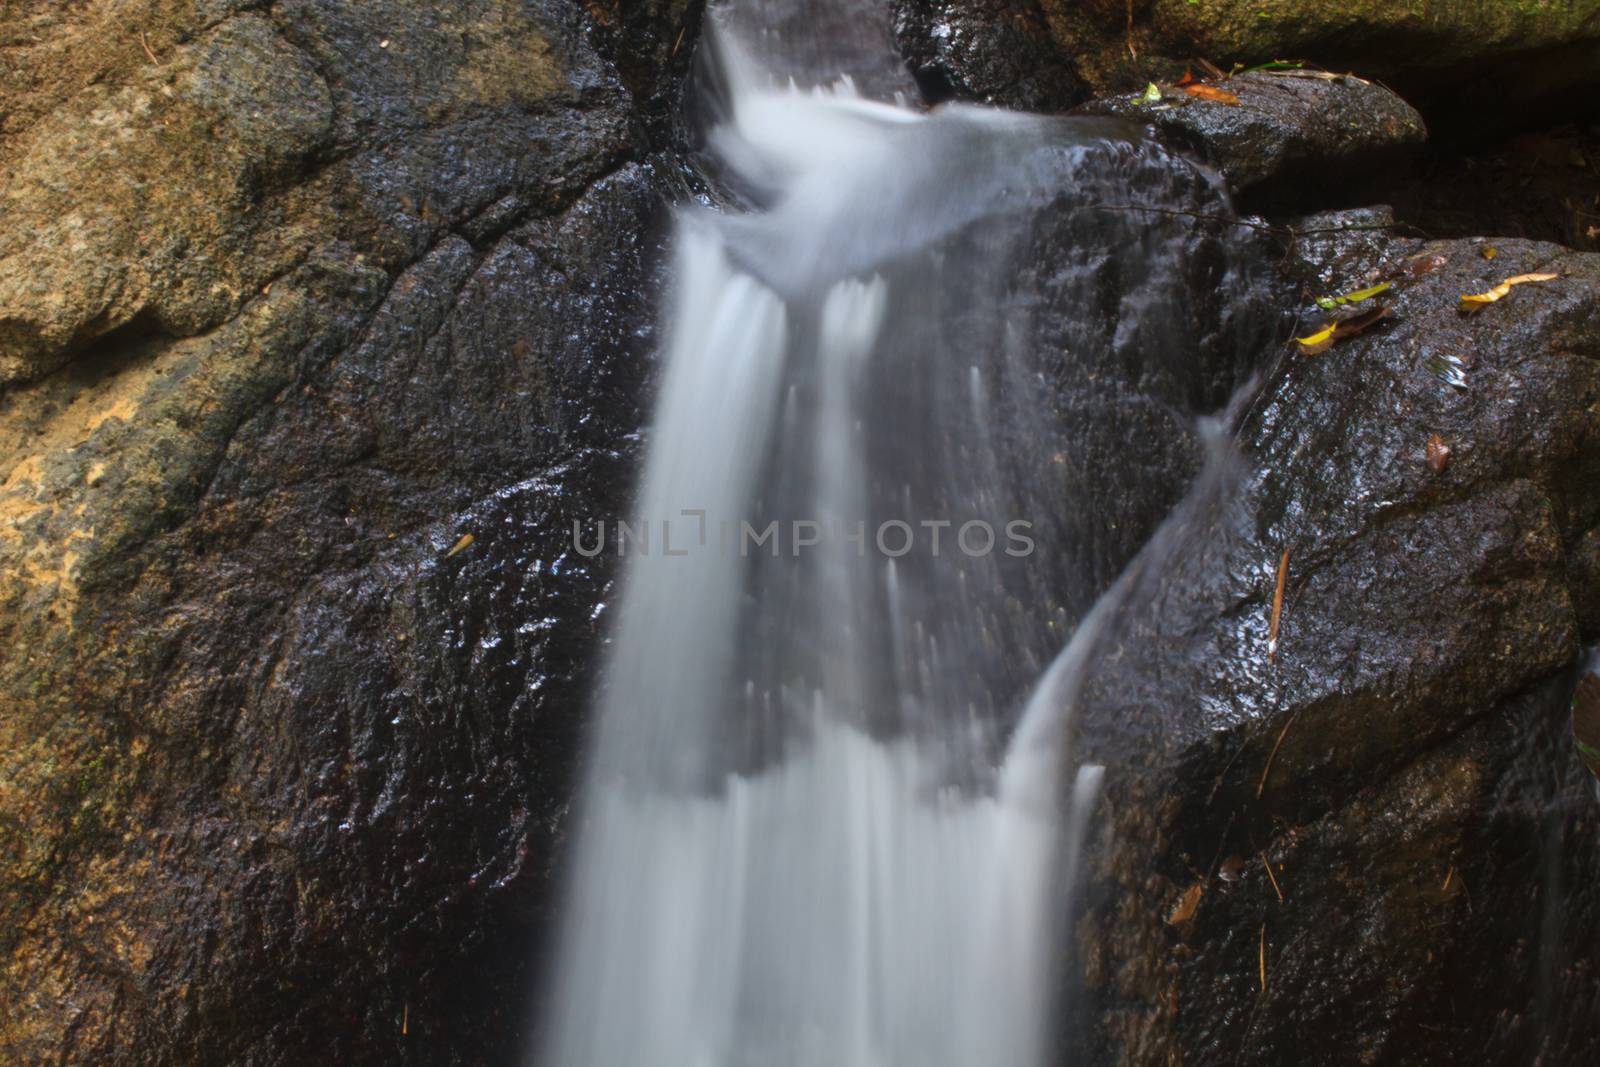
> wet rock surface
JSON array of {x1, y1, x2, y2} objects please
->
[
  {"x1": 889, "y1": 0, "x2": 1083, "y2": 110},
  {"x1": 1034, "y1": 0, "x2": 1600, "y2": 129},
  {"x1": 3, "y1": 2, "x2": 1599, "y2": 1066},
  {"x1": 1078, "y1": 72, "x2": 1426, "y2": 202},
  {"x1": 1065, "y1": 225, "x2": 1600, "y2": 1065},
  {"x1": 0, "y1": 1, "x2": 691, "y2": 1063}
]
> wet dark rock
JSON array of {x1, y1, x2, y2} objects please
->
[
  {"x1": 1010, "y1": 134, "x2": 1286, "y2": 618},
  {"x1": 890, "y1": 0, "x2": 1084, "y2": 110},
  {"x1": 718, "y1": 0, "x2": 920, "y2": 99},
  {"x1": 1030, "y1": 0, "x2": 1600, "y2": 136},
  {"x1": 1065, "y1": 229, "x2": 1600, "y2": 1065},
  {"x1": 580, "y1": 1, "x2": 706, "y2": 139},
  {"x1": 4, "y1": 3, "x2": 1599, "y2": 1066},
  {"x1": 0, "y1": 1, "x2": 678, "y2": 1064},
  {"x1": 1078, "y1": 72, "x2": 1426, "y2": 201}
]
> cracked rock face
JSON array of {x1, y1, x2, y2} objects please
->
[
  {"x1": 1063, "y1": 224, "x2": 1600, "y2": 1066},
  {"x1": 0, "y1": 1, "x2": 696, "y2": 1063},
  {"x1": 4, "y1": 2, "x2": 1599, "y2": 1066}
]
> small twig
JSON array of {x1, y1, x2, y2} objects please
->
[
  {"x1": 1267, "y1": 548, "x2": 1288, "y2": 658},
  {"x1": 1256, "y1": 710, "x2": 1299, "y2": 799},
  {"x1": 1205, "y1": 736, "x2": 1252, "y2": 806},
  {"x1": 139, "y1": 30, "x2": 159, "y2": 65},
  {"x1": 1125, "y1": 0, "x2": 1137, "y2": 60},
  {"x1": 1441, "y1": 865, "x2": 1454, "y2": 892},
  {"x1": 1261, "y1": 854, "x2": 1284, "y2": 902},
  {"x1": 671, "y1": 24, "x2": 687, "y2": 59},
  {"x1": 1258, "y1": 923, "x2": 1267, "y2": 991}
]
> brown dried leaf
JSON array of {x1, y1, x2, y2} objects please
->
[
  {"x1": 1426, "y1": 433, "x2": 1451, "y2": 473},
  {"x1": 1294, "y1": 304, "x2": 1389, "y2": 355},
  {"x1": 1185, "y1": 83, "x2": 1241, "y2": 105},
  {"x1": 1406, "y1": 253, "x2": 1448, "y2": 278},
  {"x1": 1167, "y1": 882, "x2": 1204, "y2": 925}
]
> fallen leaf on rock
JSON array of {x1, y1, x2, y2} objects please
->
[
  {"x1": 1459, "y1": 272, "x2": 1559, "y2": 312},
  {"x1": 1481, "y1": 246, "x2": 1498, "y2": 260},
  {"x1": 1238, "y1": 59, "x2": 1306, "y2": 75},
  {"x1": 1167, "y1": 882, "x2": 1204, "y2": 925},
  {"x1": 1294, "y1": 304, "x2": 1389, "y2": 354},
  {"x1": 1141, "y1": 81, "x2": 1162, "y2": 103},
  {"x1": 1315, "y1": 281, "x2": 1391, "y2": 310},
  {"x1": 1425, "y1": 433, "x2": 1451, "y2": 473},
  {"x1": 1404, "y1": 253, "x2": 1449, "y2": 278},
  {"x1": 1176, "y1": 67, "x2": 1198, "y2": 87},
  {"x1": 446, "y1": 533, "x2": 475, "y2": 558},
  {"x1": 1185, "y1": 83, "x2": 1241, "y2": 105}
]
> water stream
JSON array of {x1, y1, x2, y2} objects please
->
[{"x1": 536, "y1": 5, "x2": 1264, "y2": 1064}]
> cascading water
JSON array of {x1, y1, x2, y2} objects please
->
[{"x1": 538, "y1": 4, "x2": 1270, "y2": 1065}]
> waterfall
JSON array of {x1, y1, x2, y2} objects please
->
[{"x1": 537, "y1": 4, "x2": 1265, "y2": 1065}]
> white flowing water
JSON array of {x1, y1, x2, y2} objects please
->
[{"x1": 533, "y1": 7, "x2": 1240, "y2": 1065}]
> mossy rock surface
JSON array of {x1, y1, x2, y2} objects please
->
[{"x1": 1015, "y1": 0, "x2": 1600, "y2": 119}]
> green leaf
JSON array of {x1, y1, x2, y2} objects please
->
[
  {"x1": 1314, "y1": 281, "x2": 1391, "y2": 311},
  {"x1": 1141, "y1": 82, "x2": 1162, "y2": 103},
  {"x1": 1239, "y1": 59, "x2": 1306, "y2": 74}
]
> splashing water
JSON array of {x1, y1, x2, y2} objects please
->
[{"x1": 537, "y1": 5, "x2": 1266, "y2": 1065}]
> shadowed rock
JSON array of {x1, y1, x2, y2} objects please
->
[
  {"x1": 1064, "y1": 222, "x2": 1600, "y2": 1066},
  {"x1": 1078, "y1": 72, "x2": 1426, "y2": 200}
]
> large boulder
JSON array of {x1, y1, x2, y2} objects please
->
[
  {"x1": 896, "y1": 1, "x2": 1600, "y2": 133},
  {"x1": 1044, "y1": 0, "x2": 1600, "y2": 102},
  {"x1": 1078, "y1": 72, "x2": 1426, "y2": 200},
  {"x1": 1064, "y1": 220, "x2": 1600, "y2": 1065},
  {"x1": 0, "y1": 1, "x2": 696, "y2": 1063}
]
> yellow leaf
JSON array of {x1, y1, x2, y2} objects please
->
[
  {"x1": 1315, "y1": 281, "x2": 1390, "y2": 310},
  {"x1": 1293, "y1": 322, "x2": 1336, "y2": 354},
  {"x1": 1459, "y1": 272, "x2": 1559, "y2": 312},
  {"x1": 445, "y1": 533, "x2": 475, "y2": 558},
  {"x1": 1294, "y1": 304, "x2": 1389, "y2": 354}
]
